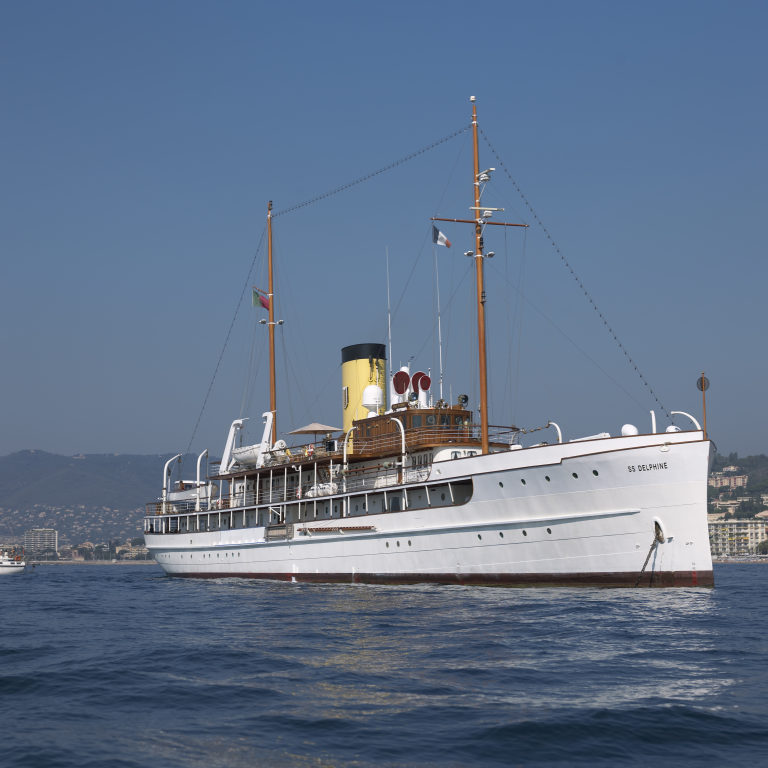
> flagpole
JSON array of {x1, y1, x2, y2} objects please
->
[{"x1": 267, "y1": 200, "x2": 277, "y2": 445}]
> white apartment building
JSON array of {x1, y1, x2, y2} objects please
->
[{"x1": 709, "y1": 519, "x2": 768, "y2": 557}]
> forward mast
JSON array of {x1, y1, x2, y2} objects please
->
[{"x1": 432, "y1": 96, "x2": 527, "y2": 454}]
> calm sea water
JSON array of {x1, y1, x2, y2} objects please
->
[{"x1": 1, "y1": 563, "x2": 767, "y2": 767}]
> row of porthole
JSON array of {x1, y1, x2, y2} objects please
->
[
  {"x1": 170, "y1": 524, "x2": 558, "y2": 561},
  {"x1": 478, "y1": 528, "x2": 553, "y2": 540},
  {"x1": 500, "y1": 469, "x2": 599, "y2": 488},
  {"x1": 177, "y1": 552, "x2": 243, "y2": 559},
  {"x1": 383, "y1": 527, "x2": 555, "y2": 550},
  {"x1": 174, "y1": 522, "x2": 558, "y2": 559}
]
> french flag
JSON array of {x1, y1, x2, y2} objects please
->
[{"x1": 432, "y1": 225, "x2": 451, "y2": 248}]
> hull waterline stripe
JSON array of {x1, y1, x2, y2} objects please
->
[{"x1": 166, "y1": 570, "x2": 714, "y2": 588}]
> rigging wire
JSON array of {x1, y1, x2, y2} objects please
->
[
  {"x1": 278, "y1": 328, "x2": 297, "y2": 429},
  {"x1": 183, "y1": 126, "x2": 470, "y2": 455},
  {"x1": 479, "y1": 127, "x2": 672, "y2": 420},
  {"x1": 485, "y1": 260, "x2": 651, "y2": 411},
  {"x1": 385, "y1": 137, "x2": 468, "y2": 370},
  {"x1": 511, "y1": 227, "x2": 527, "y2": 423},
  {"x1": 272, "y1": 125, "x2": 471, "y2": 219},
  {"x1": 184, "y1": 227, "x2": 266, "y2": 455},
  {"x1": 407, "y1": 258, "x2": 473, "y2": 372},
  {"x1": 239, "y1": 311, "x2": 267, "y2": 418}
]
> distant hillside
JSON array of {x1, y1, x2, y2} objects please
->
[
  {"x1": 711, "y1": 452, "x2": 768, "y2": 494},
  {"x1": 0, "y1": 450, "x2": 197, "y2": 544}
]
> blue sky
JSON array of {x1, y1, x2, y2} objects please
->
[{"x1": 1, "y1": 0, "x2": 766, "y2": 459}]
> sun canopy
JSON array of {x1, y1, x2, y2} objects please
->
[{"x1": 288, "y1": 423, "x2": 342, "y2": 434}]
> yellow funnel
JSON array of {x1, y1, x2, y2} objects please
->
[{"x1": 341, "y1": 343, "x2": 387, "y2": 433}]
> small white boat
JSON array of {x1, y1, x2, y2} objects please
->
[{"x1": 0, "y1": 549, "x2": 26, "y2": 576}]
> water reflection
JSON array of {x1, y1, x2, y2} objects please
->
[{"x1": 163, "y1": 578, "x2": 732, "y2": 722}]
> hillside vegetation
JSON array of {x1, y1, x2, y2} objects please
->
[{"x1": 0, "y1": 450, "x2": 196, "y2": 543}]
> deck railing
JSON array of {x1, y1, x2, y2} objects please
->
[{"x1": 146, "y1": 423, "x2": 518, "y2": 517}]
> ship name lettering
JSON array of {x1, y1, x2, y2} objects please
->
[{"x1": 627, "y1": 462, "x2": 668, "y2": 473}]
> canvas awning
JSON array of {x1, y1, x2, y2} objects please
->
[{"x1": 288, "y1": 423, "x2": 342, "y2": 435}]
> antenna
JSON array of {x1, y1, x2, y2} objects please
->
[{"x1": 386, "y1": 247, "x2": 393, "y2": 405}]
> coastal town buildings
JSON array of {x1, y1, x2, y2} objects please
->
[
  {"x1": 708, "y1": 470, "x2": 749, "y2": 490},
  {"x1": 24, "y1": 527, "x2": 58, "y2": 557},
  {"x1": 709, "y1": 519, "x2": 768, "y2": 557},
  {"x1": 706, "y1": 464, "x2": 768, "y2": 557}
]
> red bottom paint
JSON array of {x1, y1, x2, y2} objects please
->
[{"x1": 169, "y1": 569, "x2": 715, "y2": 588}]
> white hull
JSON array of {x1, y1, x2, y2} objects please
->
[
  {"x1": 0, "y1": 561, "x2": 26, "y2": 576},
  {"x1": 145, "y1": 431, "x2": 714, "y2": 587}
]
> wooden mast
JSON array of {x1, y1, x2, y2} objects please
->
[
  {"x1": 432, "y1": 97, "x2": 527, "y2": 455},
  {"x1": 471, "y1": 98, "x2": 490, "y2": 454},
  {"x1": 267, "y1": 200, "x2": 277, "y2": 445}
]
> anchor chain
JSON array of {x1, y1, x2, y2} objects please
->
[{"x1": 634, "y1": 523, "x2": 665, "y2": 588}]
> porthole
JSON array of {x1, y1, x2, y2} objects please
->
[
  {"x1": 386, "y1": 542, "x2": 390, "y2": 548},
  {"x1": 592, "y1": 470, "x2": 599, "y2": 476},
  {"x1": 397, "y1": 541, "x2": 401, "y2": 547},
  {"x1": 522, "y1": 530, "x2": 528, "y2": 536},
  {"x1": 545, "y1": 475, "x2": 551, "y2": 482},
  {"x1": 499, "y1": 481, "x2": 504, "y2": 488},
  {"x1": 499, "y1": 532, "x2": 504, "y2": 538},
  {"x1": 478, "y1": 534, "x2": 482, "y2": 540},
  {"x1": 547, "y1": 528, "x2": 552, "y2": 534},
  {"x1": 408, "y1": 540, "x2": 412, "y2": 546},
  {"x1": 521, "y1": 478, "x2": 526, "y2": 485},
  {"x1": 441, "y1": 493, "x2": 446, "y2": 501},
  {"x1": 572, "y1": 472, "x2": 579, "y2": 479}
]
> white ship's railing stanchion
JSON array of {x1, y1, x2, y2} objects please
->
[
  {"x1": 670, "y1": 411, "x2": 702, "y2": 431},
  {"x1": 195, "y1": 449, "x2": 208, "y2": 512},
  {"x1": 343, "y1": 427, "x2": 357, "y2": 516},
  {"x1": 162, "y1": 453, "x2": 182, "y2": 515}
]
